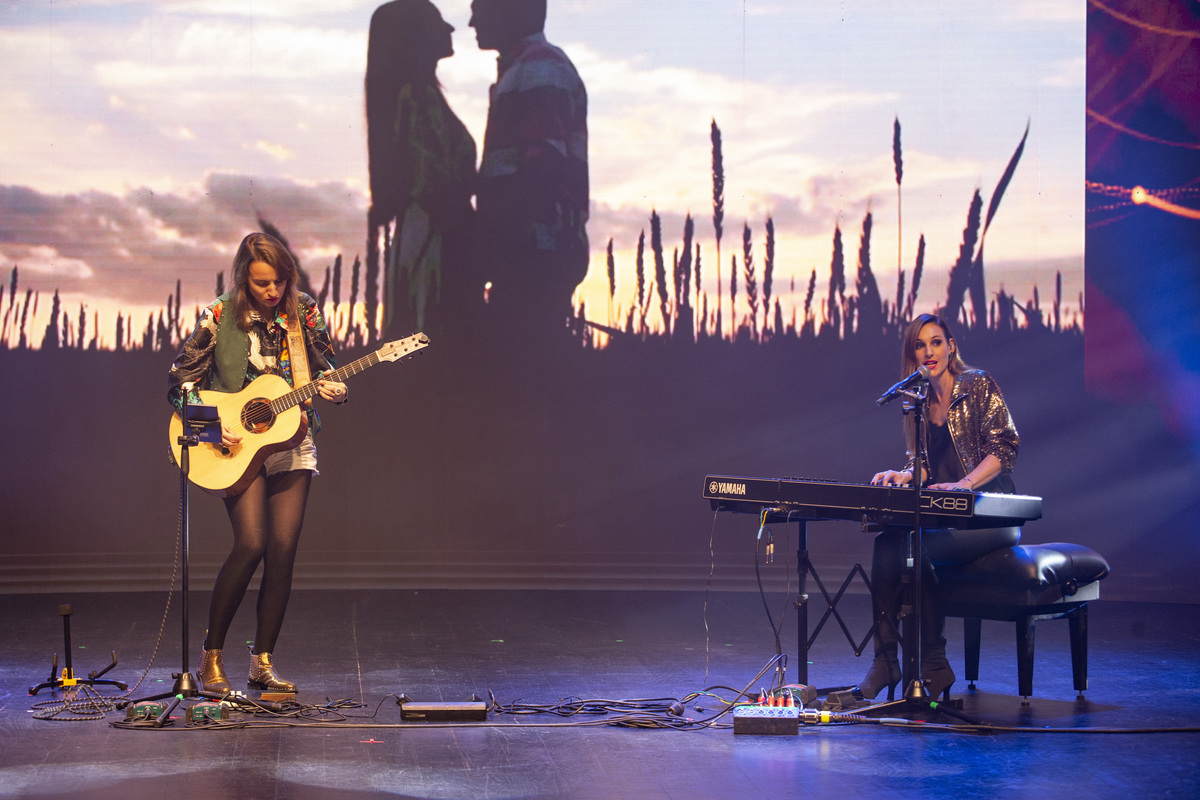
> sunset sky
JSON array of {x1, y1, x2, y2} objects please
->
[{"x1": 0, "y1": 0, "x2": 1084, "y2": 346}]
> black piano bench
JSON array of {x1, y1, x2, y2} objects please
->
[{"x1": 938, "y1": 543, "x2": 1110, "y2": 703}]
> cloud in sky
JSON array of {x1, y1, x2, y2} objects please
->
[
  {"x1": 0, "y1": 176, "x2": 365, "y2": 308},
  {"x1": 1, "y1": 0, "x2": 1084, "y2": 330}
]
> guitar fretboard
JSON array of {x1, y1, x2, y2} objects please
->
[{"x1": 265, "y1": 335, "x2": 425, "y2": 416}]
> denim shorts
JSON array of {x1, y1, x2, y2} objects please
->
[{"x1": 263, "y1": 430, "x2": 319, "y2": 476}]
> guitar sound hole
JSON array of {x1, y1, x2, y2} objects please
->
[{"x1": 241, "y1": 398, "x2": 276, "y2": 434}]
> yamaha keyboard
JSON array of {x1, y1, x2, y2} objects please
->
[{"x1": 703, "y1": 474, "x2": 1042, "y2": 529}]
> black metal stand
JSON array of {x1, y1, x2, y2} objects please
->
[
  {"x1": 118, "y1": 391, "x2": 217, "y2": 710},
  {"x1": 794, "y1": 520, "x2": 809, "y2": 687},
  {"x1": 28, "y1": 604, "x2": 128, "y2": 695},
  {"x1": 901, "y1": 389, "x2": 930, "y2": 701},
  {"x1": 861, "y1": 381, "x2": 943, "y2": 713}
]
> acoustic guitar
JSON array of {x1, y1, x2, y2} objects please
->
[{"x1": 169, "y1": 332, "x2": 429, "y2": 497}]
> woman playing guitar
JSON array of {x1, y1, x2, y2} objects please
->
[{"x1": 167, "y1": 232, "x2": 348, "y2": 694}]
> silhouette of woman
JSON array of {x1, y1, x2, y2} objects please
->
[{"x1": 366, "y1": 0, "x2": 476, "y2": 338}]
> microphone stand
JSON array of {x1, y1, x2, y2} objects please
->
[
  {"x1": 900, "y1": 383, "x2": 931, "y2": 703},
  {"x1": 861, "y1": 379, "x2": 940, "y2": 715},
  {"x1": 119, "y1": 390, "x2": 221, "y2": 714},
  {"x1": 173, "y1": 388, "x2": 201, "y2": 697}
]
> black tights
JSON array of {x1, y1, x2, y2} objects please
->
[{"x1": 203, "y1": 469, "x2": 312, "y2": 654}]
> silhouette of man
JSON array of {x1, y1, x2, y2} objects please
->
[{"x1": 470, "y1": 0, "x2": 588, "y2": 339}]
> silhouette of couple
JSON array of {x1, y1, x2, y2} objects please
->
[{"x1": 366, "y1": 0, "x2": 588, "y2": 346}]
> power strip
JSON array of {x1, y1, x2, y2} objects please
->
[{"x1": 733, "y1": 705, "x2": 800, "y2": 735}]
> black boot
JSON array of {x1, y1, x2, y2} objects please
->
[
  {"x1": 855, "y1": 645, "x2": 902, "y2": 700},
  {"x1": 856, "y1": 530, "x2": 904, "y2": 700},
  {"x1": 855, "y1": 593, "x2": 902, "y2": 700},
  {"x1": 921, "y1": 640, "x2": 956, "y2": 700},
  {"x1": 919, "y1": 582, "x2": 955, "y2": 699}
]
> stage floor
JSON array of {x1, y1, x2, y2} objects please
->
[{"x1": 2, "y1": 589, "x2": 1198, "y2": 799}]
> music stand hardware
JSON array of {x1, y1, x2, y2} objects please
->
[
  {"x1": 119, "y1": 390, "x2": 219, "y2": 710},
  {"x1": 184, "y1": 403, "x2": 222, "y2": 443}
]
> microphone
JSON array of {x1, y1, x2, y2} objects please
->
[
  {"x1": 876, "y1": 365, "x2": 931, "y2": 406},
  {"x1": 182, "y1": 382, "x2": 195, "y2": 392}
]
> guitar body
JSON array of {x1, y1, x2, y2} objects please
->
[
  {"x1": 169, "y1": 373, "x2": 308, "y2": 498},
  {"x1": 168, "y1": 332, "x2": 430, "y2": 497}
]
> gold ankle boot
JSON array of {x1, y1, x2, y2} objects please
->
[
  {"x1": 247, "y1": 647, "x2": 297, "y2": 692},
  {"x1": 198, "y1": 642, "x2": 231, "y2": 693}
]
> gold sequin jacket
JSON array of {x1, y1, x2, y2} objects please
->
[{"x1": 905, "y1": 369, "x2": 1019, "y2": 478}]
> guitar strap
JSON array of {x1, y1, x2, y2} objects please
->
[{"x1": 286, "y1": 311, "x2": 313, "y2": 408}]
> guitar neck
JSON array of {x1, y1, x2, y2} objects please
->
[{"x1": 269, "y1": 350, "x2": 383, "y2": 415}]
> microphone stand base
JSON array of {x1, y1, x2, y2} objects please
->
[
  {"x1": 171, "y1": 671, "x2": 200, "y2": 697},
  {"x1": 852, "y1": 680, "x2": 965, "y2": 718}
]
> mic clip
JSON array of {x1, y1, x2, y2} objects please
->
[
  {"x1": 877, "y1": 365, "x2": 932, "y2": 406},
  {"x1": 898, "y1": 382, "x2": 929, "y2": 411}
]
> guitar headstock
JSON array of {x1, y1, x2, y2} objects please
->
[{"x1": 377, "y1": 332, "x2": 431, "y2": 363}]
